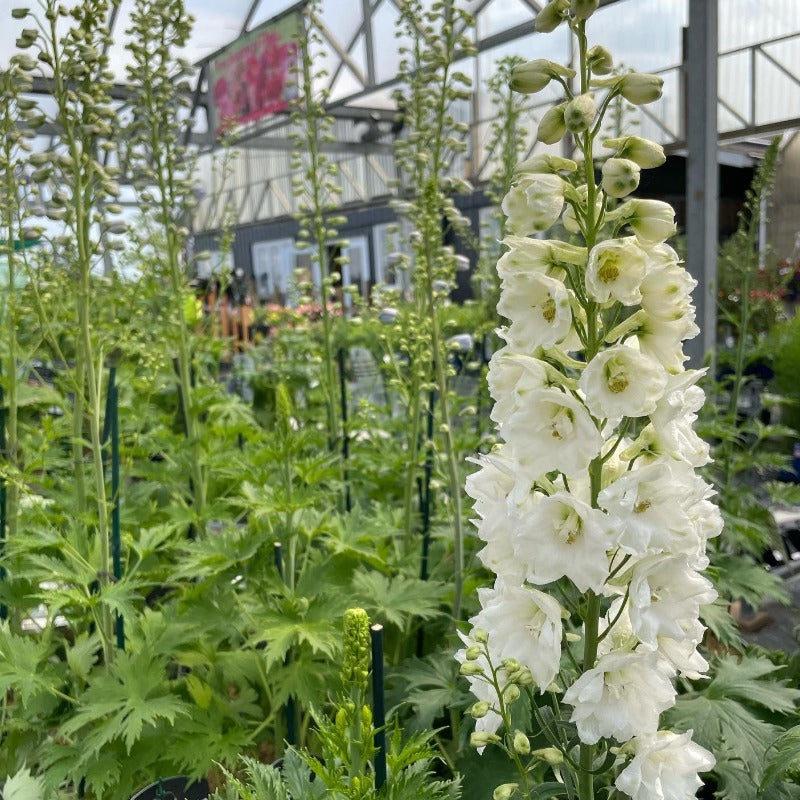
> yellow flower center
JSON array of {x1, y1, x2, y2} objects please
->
[
  {"x1": 541, "y1": 297, "x2": 556, "y2": 323},
  {"x1": 597, "y1": 253, "x2": 620, "y2": 284},
  {"x1": 634, "y1": 499, "x2": 651, "y2": 513},
  {"x1": 608, "y1": 376, "x2": 629, "y2": 393}
]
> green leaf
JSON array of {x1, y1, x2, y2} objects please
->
[
  {"x1": 282, "y1": 748, "x2": 324, "y2": 799},
  {"x1": 709, "y1": 553, "x2": 788, "y2": 606},
  {"x1": 762, "y1": 725, "x2": 800, "y2": 789},
  {"x1": 707, "y1": 655, "x2": 800, "y2": 714},
  {"x1": 351, "y1": 571, "x2": 446, "y2": 629},
  {"x1": 57, "y1": 648, "x2": 191, "y2": 757},
  {"x1": 65, "y1": 633, "x2": 99, "y2": 680}
]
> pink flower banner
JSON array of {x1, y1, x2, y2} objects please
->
[{"x1": 208, "y1": 10, "x2": 300, "y2": 136}]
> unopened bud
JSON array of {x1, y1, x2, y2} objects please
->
[
  {"x1": 571, "y1": 0, "x2": 599, "y2": 20},
  {"x1": 533, "y1": 747, "x2": 565, "y2": 766},
  {"x1": 513, "y1": 730, "x2": 531, "y2": 755},
  {"x1": 510, "y1": 58, "x2": 575, "y2": 94},
  {"x1": 504, "y1": 684, "x2": 521, "y2": 702},
  {"x1": 587, "y1": 45, "x2": 614, "y2": 75},
  {"x1": 460, "y1": 661, "x2": 484, "y2": 677},
  {"x1": 617, "y1": 72, "x2": 663, "y2": 105},
  {"x1": 564, "y1": 93, "x2": 596, "y2": 133},
  {"x1": 471, "y1": 731, "x2": 501, "y2": 748},
  {"x1": 470, "y1": 700, "x2": 490, "y2": 718},
  {"x1": 601, "y1": 157, "x2": 641, "y2": 198},
  {"x1": 602, "y1": 135, "x2": 666, "y2": 168},
  {"x1": 537, "y1": 103, "x2": 567, "y2": 144},
  {"x1": 473, "y1": 628, "x2": 489, "y2": 644},
  {"x1": 565, "y1": 632, "x2": 582, "y2": 643},
  {"x1": 493, "y1": 783, "x2": 519, "y2": 800},
  {"x1": 535, "y1": 0, "x2": 569, "y2": 32},
  {"x1": 465, "y1": 645, "x2": 482, "y2": 661}
]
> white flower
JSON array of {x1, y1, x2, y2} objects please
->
[
  {"x1": 610, "y1": 199, "x2": 676, "y2": 245},
  {"x1": 635, "y1": 313, "x2": 699, "y2": 374},
  {"x1": 648, "y1": 371, "x2": 711, "y2": 466},
  {"x1": 586, "y1": 237, "x2": 649, "y2": 305},
  {"x1": 599, "y1": 461, "x2": 697, "y2": 557},
  {"x1": 502, "y1": 388, "x2": 603, "y2": 487},
  {"x1": 640, "y1": 258, "x2": 696, "y2": 321},
  {"x1": 563, "y1": 650, "x2": 676, "y2": 744},
  {"x1": 472, "y1": 582, "x2": 563, "y2": 691},
  {"x1": 498, "y1": 272, "x2": 573, "y2": 351},
  {"x1": 465, "y1": 450, "x2": 527, "y2": 583},
  {"x1": 487, "y1": 349, "x2": 551, "y2": 425},
  {"x1": 497, "y1": 236, "x2": 586, "y2": 279},
  {"x1": 514, "y1": 492, "x2": 613, "y2": 592},
  {"x1": 657, "y1": 623, "x2": 710, "y2": 679},
  {"x1": 502, "y1": 173, "x2": 565, "y2": 235},
  {"x1": 615, "y1": 730, "x2": 715, "y2": 800},
  {"x1": 579, "y1": 344, "x2": 667, "y2": 422},
  {"x1": 602, "y1": 158, "x2": 640, "y2": 198},
  {"x1": 627, "y1": 555, "x2": 716, "y2": 649}
]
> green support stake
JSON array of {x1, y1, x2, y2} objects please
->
[{"x1": 370, "y1": 623, "x2": 387, "y2": 791}]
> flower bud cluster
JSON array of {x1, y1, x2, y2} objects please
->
[{"x1": 458, "y1": 4, "x2": 719, "y2": 799}]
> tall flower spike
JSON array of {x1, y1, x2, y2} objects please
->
[{"x1": 460, "y1": 2, "x2": 719, "y2": 797}]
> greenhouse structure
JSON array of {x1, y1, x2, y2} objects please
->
[{"x1": 2, "y1": 0, "x2": 800, "y2": 798}]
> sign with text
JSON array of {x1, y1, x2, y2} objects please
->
[{"x1": 208, "y1": 10, "x2": 301, "y2": 136}]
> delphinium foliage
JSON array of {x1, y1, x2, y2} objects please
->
[{"x1": 458, "y1": 2, "x2": 720, "y2": 799}]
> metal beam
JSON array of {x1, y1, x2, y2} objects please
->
[{"x1": 685, "y1": 0, "x2": 718, "y2": 366}]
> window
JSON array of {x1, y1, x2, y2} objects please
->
[{"x1": 252, "y1": 238, "x2": 294, "y2": 303}]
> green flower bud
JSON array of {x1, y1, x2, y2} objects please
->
[
  {"x1": 538, "y1": 102, "x2": 567, "y2": 144},
  {"x1": 460, "y1": 661, "x2": 485, "y2": 677},
  {"x1": 493, "y1": 783, "x2": 519, "y2": 800},
  {"x1": 601, "y1": 157, "x2": 641, "y2": 198},
  {"x1": 535, "y1": 0, "x2": 570, "y2": 32},
  {"x1": 533, "y1": 747, "x2": 565, "y2": 766},
  {"x1": 564, "y1": 93, "x2": 596, "y2": 133},
  {"x1": 11, "y1": 8, "x2": 28, "y2": 19},
  {"x1": 504, "y1": 684, "x2": 521, "y2": 702},
  {"x1": 510, "y1": 58, "x2": 575, "y2": 94},
  {"x1": 470, "y1": 700, "x2": 490, "y2": 718},
  {"x1": 471, "y1": 731, "x2": 501, "y2": 748},
  {"x1": 342, "y1": 608, "x2": 371, "y2": 690},
  {"x1": 587, "y1": 45, "x2": 614, "y2": 75},
  {"x1": 465, "y1": 645, "x2": 482, "y2": 660},
  {"x1": 473, "y1": 628, "x2": 489, "y2": 644},
  {"x1": 514, "y1": 154, "x2": 577, "y2": 175},
  {"x1": 565, "y1": 631, "x2": 582, "y2": 642},
  {"x1": 602, "y1": 135, "x2": 666, "y2": 168},
  {"x1": 618, "y1": 72, "x2": 663, "y2": 105},
  {"x1": 571, "y1": 0, "x2": 600, "y2": 20},
  {"x1": 335, "y1": 707, "x2": 348, "y2": 731},
  {"x1": 361, "y1": 704, "x2": 372, "y2": 727},
  {"x1": 513, "y1": 730, "x2": 531, "y2": 755}
]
